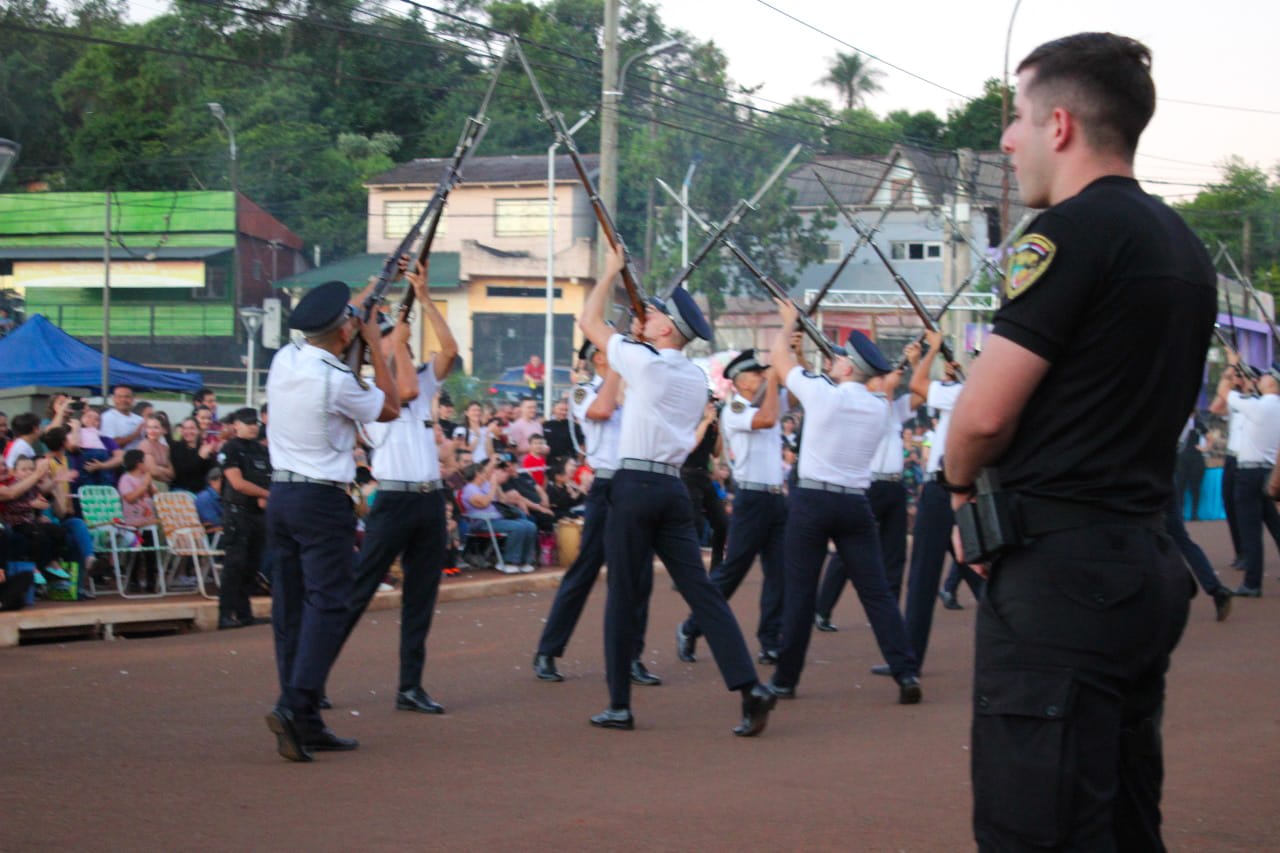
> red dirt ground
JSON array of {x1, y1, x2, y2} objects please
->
[{"x1": 2, "y1": 520, "x2": 1277, "y2": 851}]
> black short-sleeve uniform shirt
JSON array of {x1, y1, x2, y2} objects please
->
[
  {"x1": 992, "y1": 176, "x2": 1217, "y2": 514},
  {"x1": 219, "y1": 437, "x2": 273, "y2": 511}
]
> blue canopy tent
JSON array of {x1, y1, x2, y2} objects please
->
[{"x1": 0, "y1": 314, "x2": 203, "y2": 393}]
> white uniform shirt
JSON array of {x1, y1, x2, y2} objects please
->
[
  {"x1": 926, "y1": 381, "x2": 963, "y2": 475},
  {"x1": 1226, "y1": 406, "x2": 1247, "y2": 456},
  {"x1": 607, "y1": 334, "x2": 705, "y2": 466},
  {"x1": 721, "y1": 392, "x2": 783, "y2": 486},
  {"x1": 786, "y1": 366, "x2": 886, "y2": 490},
  {"x1": 571, "y1": 375, "x2": 623, "y2": 471},
  {"x1": 1227, "y1": 391, "x2": 1280, "y2": 465},
  {"x1": 266, "y1": 343, "x2": 385, "y2": 482},
  {"x1": 100, "y1": 408, "x2": 144, "y2": 450},
  {"x1": 869, "y1": 394, "x2": 916, "y2": 475},
  {"x1": 366, "y1": 366, "x2": 441, "y2": 483}
]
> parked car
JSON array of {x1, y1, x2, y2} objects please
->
[{"x1": 486, "y1": 365, "x2": 575, "y2": 402}]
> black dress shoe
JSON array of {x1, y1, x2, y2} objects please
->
[
  {"x1": 318, "y1": 696, "x2": 333, "y2": 710},
  {"x1": 590, "y1": 708, "x2": 635, "y2": 730},
  {"x1": 870, "y1": 663, "x2": 892, "y2": 676},
  {"x1": 396, "y1": 686, "x2": 445, "y2": 714},
  {"x1": 533, "y1": 653, "x2": 563, "y2": 682},
  {"x1": 814, "y1": 614, "x2": 838, "y2": 632},
  {"x1": 217, "y1": 616, "x2": 242, "y2": 630},
  {"x1": 896, "y1": 674, "x2": 923, "y2": 705},
  {"x1": 305, "y1": 727, "x2": 359, "y2": 751},
  {"x1": 757, "y1": 649, "x2": 779, "y2": 665},
  {"x1": 1213, "y1": 587, "x2": 1233, "y2": 622},
  {"x1": 765, "y1": 679, "x2": 795, "y2": 699},
  {"x1": 734, "y1": 683, "x2": 778, "y2": 737},
  {"x1": 1234, "y1": 585, "x2": 1262, "y2": 598},
  {"x1": 938, "y1": 590, "x2": 963, "y2": 610},
  {"x1": 630, "y1": 660, "x2": 662, "y2": 686},
  {"x1": 264, "y1": 707, "x2": 312, "y2": 762},
  {"x1": 676, "y1": 622, "x2": 697, "y2": 663}
]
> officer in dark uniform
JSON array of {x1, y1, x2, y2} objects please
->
[
  {"x1": 578, "y1": 245, "x2": 775, "y2": 736},
  {"x1": 217, "y1": 407, "x2": 271, "y2": 629},
  {"x1": 767, "y1": 317, "x2": 920, "y2": 704},
  {"x1": 680, "y1": 398, "x2": 729, "y2": 574},
  {"x1": 944, "y1": 34, "x2": 1216, "y2": 849},
  {"x1": 262, "y1": 280, "x2": 400, "y2": 762},
  {"x1": 532, "y1": 335, "x2": 658, "y2": 686},
  {"x1": 676, "y1": 349, "x2": 786, "y2": 665}
]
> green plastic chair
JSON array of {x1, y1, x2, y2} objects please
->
[{"x1": 76, "y1": 485, "x2": 166, "y2": 598}]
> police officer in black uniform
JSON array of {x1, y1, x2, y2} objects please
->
[
  {"x1": 680, "y1": 397, "x2": 729, "y2": 573},
  {"x1": 217, "y1": 407, "x2": 271, "y2": 629},
  {"x1": 944, "y1": 34, "x2": 1216, "y2": 849},
  {"x1": 262, "y1": 280, "x2": 400, "y2": 762}
]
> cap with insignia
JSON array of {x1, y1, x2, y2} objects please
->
[
  {"x1": 649, "y1": 288, "x2": 712, "y2": 342},
  {"x1": 289, "y1": 280, "x2": 354, "y2": 336},
  {"x1": 844, "y1": 330, "x2": 892, "y2": 376},
  {"x1": 725, "y1": 348, "x2": 766, "y2": 380},
  {"x1": 226, "y1": 406, "x2": 259, "y2": 425}
]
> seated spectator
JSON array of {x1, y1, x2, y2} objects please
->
[
  {"x1": 522, "y1": 353, "x2": 545, "y2": 388},
  {"x1": 0, "y1": 456, "x2": 69, "y2": 583},
  {"x1": 101, "y1": 385, "x2": 144, "y2": 450},
  {"x1": 42, "y1": 427, "x2": 97, "y2": 598},
  {"x1": 194, "y1": 406, "x2": 223, "y2": 445},
  {"x1": 77, "y1": 408, "x2": 125, "y2": 487},
  {"x1": 171, "y1": 417, "x2": 217, "y2": 493},
  {"x1": 546, "y1": 456, "x2": 585, "y2": 519},
  {"x1": 445, "y1": 449, "x2": 473, "y2": 492},
  {"x1": 117, "y1": 449, "x2": 157, "y2": 528},
  {"x1": 196, "y1": 467, "x2": 224, "y2": 533},
  {"x1": 459, "y1": 461, "x2": 537, "y2": 574},
  {"x1": 501, "y1": 464, "x2": 556, "y2": 534},
  {"x1": 4, "y1": 412, "x2": 40, "y2": 468},
  {"x1": 138, "y1": 416, "x2": 175, "y2": 491},
  {"x1": 520, "y1": 434, "x2": 550, "y2": 487}
]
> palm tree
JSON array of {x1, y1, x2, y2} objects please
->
[{"x1": 820, "y1": 51, "x2": 885, "y2": 111}]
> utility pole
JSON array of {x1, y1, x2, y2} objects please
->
[
  {"x1": 597, "y1": 0, "x2": 620, "y2": 274},
  {"x1": 102, "y1": 191, "x2": 111, "y2": 396}
]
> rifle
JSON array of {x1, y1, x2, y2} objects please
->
[
  {"x1": 513, "y1": 40, "x2": 648, "y2": 333},
  {"x1": 664, "y1": 144, "x2": 802, "y2": 298},
  {"x1": 1220, "y1": 241, "x2": 1280, "y2": 350},
  {"x1": 344, "y1": 42, "x2": 511, "y2": 377},
  {"x1": 656, "y1": 178, "x2": 840, "y2": 361},
  {"x1": 813, "y1": 171, "x2": 964, "y2": 379}
]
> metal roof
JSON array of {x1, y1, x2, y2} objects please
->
[{"x1": 276, "y1": 252, "x2": 461, "y2": 290}]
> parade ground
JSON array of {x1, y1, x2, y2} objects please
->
[{"x1": 3, "y1": 521, "x2": 1278, "y2": 851}]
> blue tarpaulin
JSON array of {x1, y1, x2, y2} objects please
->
[{"x1": 0, "y1": 314, "x2": 203, "y2": 393}]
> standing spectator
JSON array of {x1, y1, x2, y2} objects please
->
[
  {"x1": 192, "y1": 388, "x2": 220, "y2": 423},
  {"x1": 171, "y1": 417, "x2": 217, "y2": 493},
  {"x1": 4, "y1": 413, "x2": 40, "y2": 468},
  {"x1": 217, "y1": 408, "x2": 271, "y2": 629},
  {"x1": 541, "y1": 398, "x2": 583, "y2": 461},
  {"x1": 138, "y1": 416, "x2": 175, "y2": 490},
  {"x1": 101, "y1": 385, "x2": 145, "y2": 450},
  {"x1": 521, "y1": 434, "x2": 551, "y2": 487},
  {"x1": 77, "y1": 408, "x2": 125, "y2": 487},
  {"x1": 522, "y1": 354, "x2": 546, "y2": 389},
  {"x1": 507, "y1": 398, "x2": 543, "y2": 456},
  {"x1": 195, "y1": 467, "x2": 224, "y2": 533}
]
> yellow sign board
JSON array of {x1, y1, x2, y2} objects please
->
[{"x1": 14, "y1": 260, "x2": 207, "y2": 289}]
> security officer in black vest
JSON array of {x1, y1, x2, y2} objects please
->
[
  {"x1": 579, "y1": 245, "x2": 775, "y2": 736},
  {"x1": 217, "y1": 407, "x2": 271, "y2": 629},
  {"x1": 262, "y1": 280, "x2": 400, "y2": 762},
  {"x1": 946, "y1": 34, "x2": 1215, "y2": 848}
]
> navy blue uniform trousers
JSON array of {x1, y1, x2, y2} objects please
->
[
  {"x1": 537, "y1": 476, "x2": 649, "y2": 661},
  {"x1": 681, "y1": 488, "x2": 786, "y2": 652},
  {"x1": 973, "y1": 520, "x2": 1191, "y2": 851},
  {"x1": 266, "y1": 482, "x2": 356, "y2": 728},
  {"x1": 775, "y1": 487, "x2": 918, "y2": 690},
  {"x1": 1221, "y1": 455, "x2": 1242, "y2": 558},
  {"x1": 604, "y1": 469, "x2": 756, "y2": 709},
  {"x1": 329, "y1": 490, "x2": 448, "y2": 693},
  {"x1": 816, "y1": 478, "x2": 908, "y2": 617},
  {"x1": 903, "y1": 481, "x2": 982, "y2": 669},
  {"x1": 219, "y1": 506, "x2": 264, "y2": 623},
  {"x1": 1233, "y1": 465, "x2": 1280, "y2": 591},
  {"x1": 1162, "y1": 491, "x2": 1225, "y2": 596}
]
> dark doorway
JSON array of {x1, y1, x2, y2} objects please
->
[{"x1": 471, "y1": 313, "x2": 575, "y2": 377}]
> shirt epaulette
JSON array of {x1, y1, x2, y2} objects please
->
[
  {"x1": 623, "y1": 338, "x2": 660, "y2": 355},
  {"x1": 323, "y1": 359, "x2": 355, "y2": 376}
]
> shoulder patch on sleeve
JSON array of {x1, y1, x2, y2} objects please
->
[
  {"x1": 730, "y1": 400, "x2": 746, "y2": 414},
  {"x1": 573, "y1": 387, "x2": 588, "y2": 405},
  {"x1": 1005, "y1": 234, "x2": 1057, "y2": 300}
]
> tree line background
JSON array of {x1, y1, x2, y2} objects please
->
[{"x1": 1, "y1": 0, "x2": 1276, "y2": 299}]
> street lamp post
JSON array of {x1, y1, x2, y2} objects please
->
[
  {"x1": 239, "y1": 307, "x2": 265, "y2": 407},
  {"x1": 546, "y1": 111, "x2": 597, "y2": 415},
  {"x1": 1000, "y1": 0, "x2": 1024, "y2": 239},
  {"x1": 0, "y1": 138, "x2": 20, "y2": 183},
  {"x1": 206, "y1": 102, "x2": 238, "y2": 193}
]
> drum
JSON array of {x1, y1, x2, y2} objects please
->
[{"x1": 554, "y1": 518, "x2": 584, "y2": 567}]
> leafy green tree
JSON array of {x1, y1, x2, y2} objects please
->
[
  {"x1": 1178, "y1": 158, "x2": 1280, "y2": 293},
  {"x1": 819, "y1": 51, "x2": 883, "y2": 111},
  {"x1": 942, "y1": 78, "x2": 1007, "y2": 150}
]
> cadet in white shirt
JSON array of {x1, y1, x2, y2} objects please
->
[
  {"x1": 532, "y1": 336, "x2": 658, "y2": 686},
  {"x1": 1218, "y1": 363, "x2": 1257, "y2": 567},
  {"x1": 815, "y1": 353, "x2": 917, "y2": 630},
  {"x1": 768, "y1": 301, "x2": 920, "y2": 705},
  {"x1": 578, "y1": 244, "x2": 775, "y2": 737},
  {"x1": 676, "y1": 348, "x2": 787, "y2": 665},
  {"x1": 1211, "y1": 352, "x2": 1280, "y2": 596},
  {"x1": 327, "y1": 259, "x2": 458, "y2": 716},
  {"x1": 262, "y1": 279, "x2": 400, "y2": 763}
]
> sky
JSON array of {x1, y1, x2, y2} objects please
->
[{"x1": 651, "y1": 0, "x2": 1280, "y2": 200}]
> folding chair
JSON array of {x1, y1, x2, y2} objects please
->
[
  {"x1": 155, "y1": 491, "x2": 224, "y2": 599},
  {"x1": 455, "y1": 490, "x2": 507, "y2": 573},
  {"x1": 76, "y1": 485, "x2": 166, "y2": 598}
]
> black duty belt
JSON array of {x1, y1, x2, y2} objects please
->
[
  {"x1": 1016, "y1": 496, "x2": 1164, "y2": 539},
  {"x1": 796, "y1": 478, "x2": 866, "y2": 495},
  {"x1": 738, "y1": 481, "x2": 783, "y2": 494},
  {"x1": 872, "y1": 473, "x2": 902, "y2": 482},
  {"x1": 620, "y1": 459, "x2": 679, "y2": 478},
  {"x1": 377, "y1": 479, "x2": 444, "y2": 494},
  {"x1": 271, "y1": 470, "x2": 348, "y2": 490}
]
